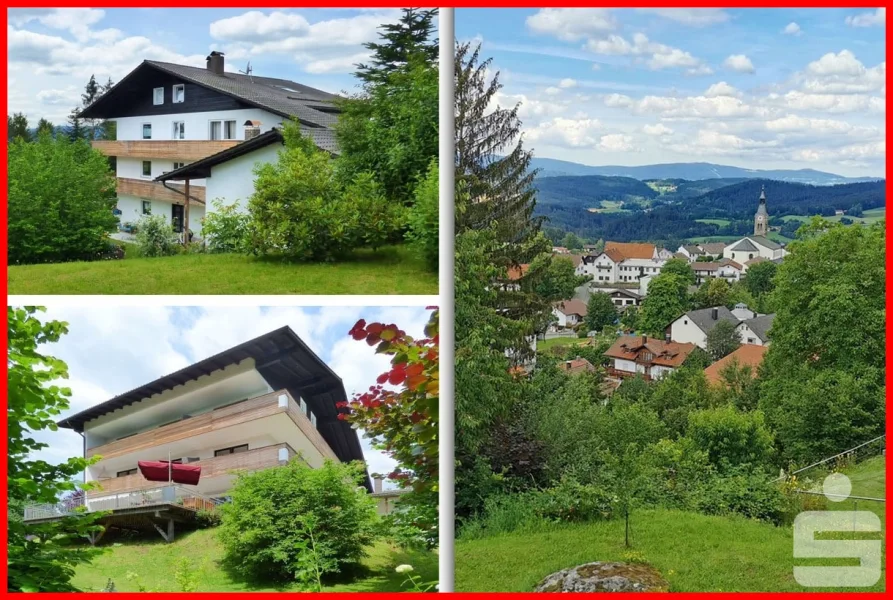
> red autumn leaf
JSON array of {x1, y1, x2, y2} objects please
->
[
  {"x1": 407, "y1": 374, "x2": 427, "y2": 390},
  {"x1": 365, "y1": 322, "x2": 385, "y2": 335},
  {"x1": 376, "y1": 372, "x2": 389, "y2": 384},
  {"x1": 405, "y1": 362, "x2": 424, "y2": 377},
  {"x1": 388, "y1": 366, "x2": 407, "y2": 385}
]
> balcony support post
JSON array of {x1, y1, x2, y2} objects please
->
[
  {"x1": 183, "y1": 179, "x2": 191, "y2": 246},
  {"x1": 151, "y1": 517, "x2": 175, "y2": 543},
  {"x1": 86, "y1": 526, "x2": 106, "y2": 546}
]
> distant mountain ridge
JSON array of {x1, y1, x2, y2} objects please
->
[{"x1": 529, "y1": 157, "x2": 883, "y2": 185}]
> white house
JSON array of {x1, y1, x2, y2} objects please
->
[
  {"x1": 604, "y1": 335, "x2": 697, "y2": 381},
  {"x1": 80, "y1": 52, "x2": 339, "y2": 236},
  {"x1": 668, "y1": 306, "x2": 739, "y2": 349},
  {"x1": 579, "y1": 242, "x2": 665, "y2": 284},
  {"x1": 24, "y1": 327, "x2": 368, "y2": 538},
  {"x1": 736, "y1": 314, "x2": 775, "y2": 346},
  {"x1": 552, "y1": 299, "x2": 588, "y2": 328}
]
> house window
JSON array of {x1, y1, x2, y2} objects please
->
[
  {"x1": 749, "y1": 253, "x2": 754, "y2": 259},
  {"x1": 209, "y1": 119, "x2": 237, "y2": 140},
  {"x1": 214, "y1": 444, "x2": 249, "y2": 457},
  {"x1": 141, "y1": 161, "x2": 152, "y2": 177},
  {"x1": 310, "y1": 412, "x2": 317, "y2": 428},
  {"x1": 173, "y1": 162, "x2": 185, "y2": 170},
  {"x1": 172, "y1": 121, "x2": 185, "y2": 139},
  {"x1": 173, "y1": 84, "x2": 185, "y2": 103},
  {"x1": 142, "y1": 123, "x2": 152, "y2": 139},
  {"x1": 684, "y1": 319, "x2": 688, "y2": 325},
  {"x1": 141, "y1": 200, "x2": 151, "y2": 215},
  {"x1": 117, "y1": 468, "x2": 138, "y2": 477},
  {"x1": 153, "y1": 87, "x2": 163, "y2": 105}
]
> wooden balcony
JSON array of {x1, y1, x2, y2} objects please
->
[
  {"x1": 86, "y1": 389, "x2": 338, "y2": 463},
  {"x1": 117, "y1": 177, "x2": 205, "y2": 205},
  {"x1": 93, "y1": 140, "x2": 239, "y2": 161},
  {"x1": 86, "y1": 443, "x2": 297, "y2": 497}
]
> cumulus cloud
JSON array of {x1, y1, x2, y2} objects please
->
[
  {"x1": 723, "y1": 54, "x2": 755, "y2": 74},
  {"x1": 845, "y1": 8, "x2": 885, "y2": 27},
  {"x1": 783, "y1": 22, "x2": 802, "y2": 36},
  {"x1": 558, "y1": 78, "x2": 577, "y2": 89},
  {"x1": 704, "y1": 81, "x2": 742, "y2": 98},
  {"x1": 526, "y1": 116, "x2": 603, "y2": 148},
  {"x1": 598, "y1": 133, "x2": 639, "y2": 152},
  {"x1": 526, "y1": 8, "x2": 616, "y2": 42},
  {"x1": 643, "y1": 123, "x2": 673, "y2": 136}
]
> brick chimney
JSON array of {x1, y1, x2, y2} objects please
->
[
  {"x1": 373, "y1": 476, "x2": 383, "y2": 494},
  {"x1": 244, "y1": 120, "x2": 261, "y2": 140},
  {"x1": 207, "y1": 51, "x2": 225, "y2": 75},
  {"x1": 641, "y1": 334, "x2": 647, "y2": 346}
]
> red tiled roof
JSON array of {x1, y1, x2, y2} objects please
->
[
  {"x1": 554, "y1": 299, "x2": 588, "y2": 317},
  {"x1": 693, "y1": 262, "x2": 720, "y2": 271},
  {"x1": 605, "y1": 241, "x2": 656, "y2": 260},
  {"x1": 604, "y1": 335, "x2": 696, "y2": 368},
  {"x1": 560, "y1": 357, "x2": 596, "y2": 375},
  {"x1": 506, "y1": 264, "x2": 530, "y2": 281},
  {"x1": 704, "y1": 344, "x2": 768, "y2": 385}
]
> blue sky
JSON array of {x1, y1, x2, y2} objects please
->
[
  {"x1": 8, "y1": 8, "x2": 407, "y2": 122},
  {"x1": 457, "y1": 8, "x2": 885, "y2": 177},
  {"x1": 27, "y1": 304, "x2": 434, "y2": 490}
]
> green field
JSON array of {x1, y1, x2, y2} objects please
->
[
  {"x1": 456, "y1": 458, "x2": 885, "y2": 592},
  {"x1": 782, "y1": 207, "x2": 885, "y2": 226},
  {"x1": 695, "y1": 218, "x2": 731, "y2": 226},
  {"x1": 687, "y1": 231, "x2": 793, "y2": 244},
  {"x1": 7, "y1": 245, "x2": 437, "y2": 295},
  {"x1": 587, "y1": 200, "x2": 629, "y2": 214},
  {"x1": 72, "y1": 528, "x2": 437, "y2": 592},
  {"x1": 538, "y1": 336, "x2": 589, "y2": 352}
]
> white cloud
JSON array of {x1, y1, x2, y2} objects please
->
[
  {"x1": 35, "y1": 86, "x2": 80, "y2": 106},
  {"x1": 544, "y1": 86, "x2": 561, "y2": 96},
  {"x1": 637, "y1": 9, "x2": 730, "y2": 27},
  {"x1": 598, "y1": 133, "x2": 639, "y2": 152},
  {"x1": 558, "y1": 78, "x2": 577, "y2": 89},
  {"x1": 783, "y1": 22, "x2": 802, "y2": 36},
  {"x1": 526, "y1": 8, "x2": 616, "y2": 42},
  {"x1": 586, "y1": 32, "x2": 710, "y2": 74},
  {"x1": 209, "y1": 10, "x2": 310, "y2": 41},
  {"x1": 8, "y1": 8, "x2": 108, "y2": 43},
  {"x1": 526, "y1": 116, "x2": 602, "y2": 148},
  {"x1": 704, "y1": 81, "x2": 742, "y2": 98},
  {"x1": 845, "y1": 8, "x2": 885, "y2": 27},
  {"x1": 723, "y1": 54, "x2": 755, "y2": 74},
  {"x1": 643, "y1": 123, "x2": 673, "y2": 136}
]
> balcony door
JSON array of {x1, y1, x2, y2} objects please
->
[{"x1": 171, "y1": 204, "x2": 184, "y2": 233}]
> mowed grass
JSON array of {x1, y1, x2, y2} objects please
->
[
  {"x1": 72, "y1": 528, "x2": 437, "y2": 592},
  {"x1": 7, "y1": 245, "x2": 437, "y2": 295},
  {"x1": 782, "y1": 207, "x2": 886, "y2": 226},
  {"x1": 537, "y1": 336, "x2": 589, "y2": 352},
  {"x1": 695, "y1": 218, "x2": 731, "y2": 226},
  {"x1": 807, "y1": 456, "x2": 886, "y2": 519},
  {"x1": 455, "y1": 508, "x2": 885, "y2": 592},
  {"x1": 688, "y1": 231, "x2": 792, "y2": 244},
  {"x1": 587, "y1": 200, "x2": 629, "y2": 214}
]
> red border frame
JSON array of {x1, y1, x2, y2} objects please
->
[{"x1": 2, "y1": 3, "x2": 889, "y2": 596}]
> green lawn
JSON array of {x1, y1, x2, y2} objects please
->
[
  {"x1": 456, "y1": 508, "x2": 884, "y2": 592},
  {"x1": 695, "y1": 218, "x2": 731, "y2": 226},
  {"x1": 782, "y1": 207, "x2": 886, "y2": 226},
  {"x1": 687, "y1": 231, "x2": 792, "y2": 244},
  {"x1": 72, "y1": 528, "x2": 437, "y2": 592},
  {"x1": 538, "y1": 336, "x2": 588, "y2": 352},
  {"x1": 587, "y1": 200, "x2": 629, "y2": 214},
  {"x1": 7, "y1": 245, "x2": 437, "y2": 295},
  {"x1": 806, "y1": 456, "x2": 885, "y2": 519}
]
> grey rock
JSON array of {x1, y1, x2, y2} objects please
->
[{"x1": 534, "y1": 562, "x2": 669, "y2": 593}]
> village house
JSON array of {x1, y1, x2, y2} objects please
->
[
  {"x1": 579, "y1": 242, "x2": 665, "y2": 284},
  {"x1": 22, "y1": 327, "x2": 367, "y2": 542},
  {"x1": 607, "y1": 288, "x2": 642, "y2": 310},
  {"x1": 559, "y1": 357, "x2": 597, "y2": 376},
  {"x1": 722, "y1": 187, "x2": 789, "y2": 263},
  {"x1": 79, "y1": 52, "x2": 339, "y2": 236},
  {"x1": 736, "y1": 313, "x2": 775, "y2": 346},
  {"x1": 692, "y1": 259, "x2": 743, "y2": 284},
  {"x1": 552, "y1": 299, "x2": 588, "y2": 328},
  {"x1": 669, "y1": 306, "x2": 775, "y2": 348},
  {"x1": 604, "y1": 335, "x2": 697, "y2": 381},
  {"x1": 704, "y1": 344, "x2": 768, "y2": 386}
]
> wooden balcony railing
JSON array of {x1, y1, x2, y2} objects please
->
[
  {"x1": 86, "y1": 443, "x2": 298, "y2": 497},
  {"x1": 93, "y1": 140, "x2": 239, "y2": 161},
  {"x1": 116, "y1": 178, "x2": 205, "y2": 205},
  {"x1": 86, "y1": 389, "x2": 338, "y2": 462},
  {"x1": 25, "y1": 485, "x2": 223, "y2": 521}
]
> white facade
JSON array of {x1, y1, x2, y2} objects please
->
[
  {"x1": 736, "y1": 322, "x2": 767, "y2": 346},
  {"x1": 204, "y1": 143, "x2": 282, "y2": 212},
  {"x1": 723, "y1": 237, "x2": 788, "y2": 262},
  {"x1": 669, "y1": 316, "x2": 712, "y2": 348},
  {"x1": 581, "y1": 253, "x2": 664, "y2": 284},
  {"x1": 118, "y1": 194, "x2": 206, "y2": 231},
  {"x1": 716, "y1": 263, "x2": 742, "y2": 282},
  {"x1": 114, "y1": 108, "x2": 281, "y2": 143}
]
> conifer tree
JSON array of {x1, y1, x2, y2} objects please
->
[
  {"x1": 7, "y1": 113, "x2": 31, "y2": 142},
  {"x1": 356, "y1": 8, "x2": 438, "y2": 83}
]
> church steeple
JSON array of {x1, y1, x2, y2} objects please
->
[{"x1": 754, "y1": 184, "x2": 768, "y2": 236}]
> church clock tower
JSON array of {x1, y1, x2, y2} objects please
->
[{"x1": 754, "y1": 185, "x2": 768, "y2": 236}]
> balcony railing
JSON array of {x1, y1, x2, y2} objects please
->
[
  {"x1": 23, "y1": 485, "x2": 222, "y2": 522},
  {"x1": 87, "y1": 442, "x2": 297, "y2": 497},
  {"x1": 93, "y1": 140, "x2": 239, "y2": 161},
  {"x1": 116, "y1": 178, "x2": 205, "y2": 205},
  {"x1": 86, "y1": 389, "x2": 338, "y2": 463}
]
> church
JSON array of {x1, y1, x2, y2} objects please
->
[{"x1": 722, "y1": 186, "x2": 788, "y2": 268}]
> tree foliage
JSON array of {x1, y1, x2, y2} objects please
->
[
  {"x1": 742, "y1": 260, "x2": 777, "y2": 299},
  {"x1": 405, "y1": 160, "x2": 440, "y2": 270},
  {"x1": 638, "y1": 273, "x2": 690, "y2": 336},
  {"x1": 8, "y1": 112, "x2": 30, "y2": 142},
  {"x1": 8, "y1": 307, "x2": 105, "y2": 592},
  {"x1": 704, "y1": 319, "x2": 741, "y2": 361},
  {"x1": 660, "y1": 257, "x2": 695, "y2": 284},
  {"x1": 218, "y1": 459, "x2": 378, "y2": 582},
  {"x1": 8, "y1": 133, "x2": 117, "y2": 264},
  {"x1": 585, "y1": 292, "x2": 618, "y2": 333}
]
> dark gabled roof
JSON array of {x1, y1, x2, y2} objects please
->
[
  {"x1": 740, "y1": 313, "x2": 776, "y2": 342},
  {"x1": 750, "y1": 235, "x2": 782, "y2": 250},
  {"x1": 730, "y1": 239, "x2": 759, "y2": 252},
  {"x1": 56, "y1": 327, "x2": 367, "y2": 477},
  {"x1": 680, "y1": 306, "x2": 738, "y2": 334},
  {"x1": 79, "y1": 60, "x2": 340, "y2": 129}
]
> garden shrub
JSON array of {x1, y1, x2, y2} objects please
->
[
  {"x1": 533, "y1": 476, "x2": 616, "y2": 523},
  {"x1": 405, "y1": 160, "x2": 439, "y2": 270},
  {"x1": 201, "y1": 198, "x2": 249, "y2": 253},
  {"x1": 344, "y1": 172, "x2": 404, "y2": 251},
  {"x1": 135, "y1": 214, "x2": 178, "y2": 257},
  {"x1": 218, "y1": 458, "x2": 378, "y2": 582},
  {"x1": 686, "y1": 405, "x2": 775, "y2": 471},
  {"x1": 8, "y1": 133, "x2": 117, "y2": 264},
  {"x1": 691, "y1": 466, "x2": 786, "y2": 524}
]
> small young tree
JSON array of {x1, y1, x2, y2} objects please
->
[
  {"x1": 35, "y1": 118, "x2": 54, "y2": 137},
  {"x1": 8, "y1": 112, "x2": 31, "y2": 142},
  {"x1": 405, "y1": 160, "x2": 439, "y2": 270},
  {"x1": 135, "y1": 214, "x2": 178, "y2": 257},
  {"x1": 8, "y1": 307, "x2": 105, "y2": 592},
  {"x1": 585, "y1": 292, "x2": 617, "y2": 332},
  {"x1": 218, "y1": 459, "x2": 378, "y2": 582},
  {"x1": 561, "y1": 232, "x2": 583, "y2": 251},
  {"x1": 705, "y1": 319, "x2": 742, "y2": 361},
  {"x1": 201, "y1": 199, "x2": 249, "y2": 253}
]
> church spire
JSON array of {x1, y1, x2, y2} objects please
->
[{"x1": 754, "y1": 184, "x2": 768, "y2": 236}]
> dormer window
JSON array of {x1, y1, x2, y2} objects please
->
[
  {"x1": 173, "y1": 84, "x2": 185, "y2": 103},
  {"x1": 153, "y1": 87, "x2": 164, "y2": 105}
]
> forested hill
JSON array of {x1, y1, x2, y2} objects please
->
[
  {"x1": 529, "y1": 157, "x2": 882, "y2": 185},
  {"x1": 535, "y1": 175, "x2": 657, "y2": 206}
]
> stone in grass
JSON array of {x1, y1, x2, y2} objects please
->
[{"x1": 534, "y1": 562, "x2": 669, "y2": 592}]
